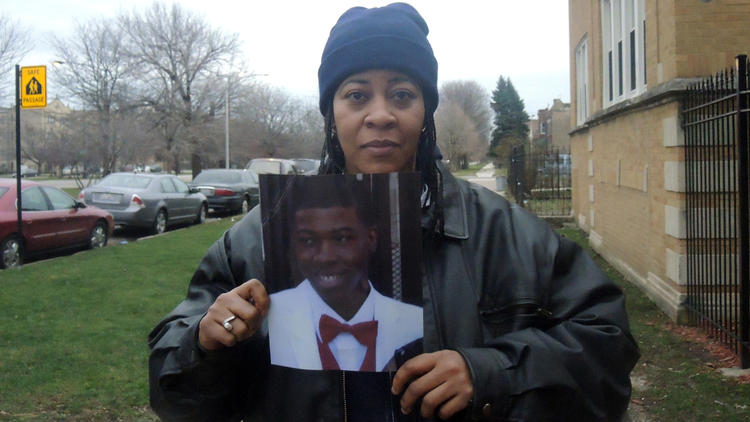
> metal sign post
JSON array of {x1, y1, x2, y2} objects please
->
[{"x1": 15, "y1": 65, "x2": 22, "y2": 254}]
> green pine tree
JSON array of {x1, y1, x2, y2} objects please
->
[{"x1": 490, "y1": 76, "x2": 529, "y2": 162}]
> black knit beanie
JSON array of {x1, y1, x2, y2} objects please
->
[{"x1": 318, "y1": 2, "x2": 439, "y2": 116}]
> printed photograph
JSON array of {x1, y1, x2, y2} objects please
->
[{"x1": 260, "y1": 173, "x2": 423, "y2": 372}]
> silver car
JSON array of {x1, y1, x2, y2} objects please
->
[{"x1": 80, "y1": 173, "x2": 207, "y2": 234}]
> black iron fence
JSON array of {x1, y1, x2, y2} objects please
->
[
  {"x1": 682, "y1": 54, "x2": 750, "y2": 368},
  {"x1": 507, "y1": 145, "x2": 571, "y2": 217}
]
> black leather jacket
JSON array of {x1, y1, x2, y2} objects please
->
[{"x1": 148, "y1": 170, "x2": 639, "y2": 421}]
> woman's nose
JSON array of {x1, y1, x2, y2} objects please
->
[{"x1": 364, "y1": 95, "x2": 397, "y2": 129}]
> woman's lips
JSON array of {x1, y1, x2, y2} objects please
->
[{"x1": 361, "y1": 140, "x2": 399, "y2": 156}]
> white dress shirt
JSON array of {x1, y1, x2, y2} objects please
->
[{"x1": 304, "y1": 280, "x2": 376, "y2": 371}]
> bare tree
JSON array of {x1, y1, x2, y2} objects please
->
[
  {"x1": 50, "y1": 18, "x2": 132, "y2": 175},
  {"x1": 435, "y1": 101, "x2": 483, "y2": 170},
  {"x1": 290, "y1": 103, "x2": 324, "y2": 158},
  {"x1": 439, "y1": 80, "x2": 492, "y2": 145},
  {"x1": 119, "y1": 2, "x2": 241, "y2": 175},
  {"x1": 117, "y1": 109, "x2": 160, "y2": 167},
  {"x1": 234, "y1": 84, "x2": 304, "y2": 159},
  {"x1": 0, "y1": 14, "x2": 32, "y2": 105},
  {"x1": 20, "y1": 124, "x2": 69, "y2": 174}
]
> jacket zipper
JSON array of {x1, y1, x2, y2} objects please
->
[{"x1": 342, "y1": 371, "x2": 347, "y2": 422}]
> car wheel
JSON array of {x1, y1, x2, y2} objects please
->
[
  {"x1": 196, "y1": 203, "x2": 207, "y2": 224},
  {"x1": 153, "y1": 209, "x2": 167, "y2": 234},
  {"x1": 0, "y1": 236, "x2": 23, "y2": 269},
  {"x1": 241, "y1": 197, "x2": 251, "y2": 214},
  {"x1": 88, "y1": 222, "x2": 108, "y2": 249}
]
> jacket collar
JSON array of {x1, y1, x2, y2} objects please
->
[{"x1": 422, "y1": 164, "x2": 469, "y2": 240}]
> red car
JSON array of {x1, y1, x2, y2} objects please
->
[{"x1": 0, "y1": 179, "x2": 114, "y2": 269}]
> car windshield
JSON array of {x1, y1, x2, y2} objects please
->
[
  {"x1": 98, "y1": 174, "x2": 153, "y2": 189},
  {"x1": 249, "y1": 160, "x2": 281, "y2": 174},
  {"x1": 294, "y1": 160, "x2": 318, "y2": 172},
  {"x1": 193, "y1": 171, "x2": 242, "y2": 184},
  {"x1": 0, "y1": 187, "x2": 8, "y2": 199}
]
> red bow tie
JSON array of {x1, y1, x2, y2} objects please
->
[{"x1": 319, "y1": 314, "x2": 378, "y2": 347}]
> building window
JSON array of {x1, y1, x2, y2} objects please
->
[
  {"x1": 575, "y1": 36, "x2": 589, "y2": 125},
  {"x1": 601, "y1": 0, "x2": 646, "y2": 108}
]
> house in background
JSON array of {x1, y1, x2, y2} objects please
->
[
  {"x1": 568, "y1": 0, "x2": 750, "y2": 322},
  {"x1": 528, "y1": 99, "x2": 571, "y2": 150}
]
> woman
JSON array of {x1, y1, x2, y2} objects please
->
[{"x1": 148, "y1": 3, "x2": 639, "y2": 421}]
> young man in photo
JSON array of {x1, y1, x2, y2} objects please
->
[{"x1": 267, "y1": 177, "x2": 422, "y2": 372}]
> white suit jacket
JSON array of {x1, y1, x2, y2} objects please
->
[{"x1": 268, "y1": 280, "x2": 423, "y2": 371}]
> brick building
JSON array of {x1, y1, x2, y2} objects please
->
[
  {"x1": 528, "y1": 99, "x2": 571, "y2": 150},
  {"x1": 568, "y1": 0, "x2": 750, "y2": 321}
]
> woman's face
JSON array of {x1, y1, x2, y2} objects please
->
[{"x1": 332, "y1": 69, "x2": 425, "y2": 174}]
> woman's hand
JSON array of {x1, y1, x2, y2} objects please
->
[
  {"x1": 391, "y1": 350, "x2": 474, "y2": 420},
  {"x1": 198, "y1": 279, "x2": 270, "y2": 351}
]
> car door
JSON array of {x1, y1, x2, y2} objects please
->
[
  {"x1": 158, "y1": 177, "x2": 180, "y2": 221},
  {"x1": 171, "y1": 177, "x2": 196, "y2": 220},
  {"x1": 243, "y1": 171, "x2": 260, "y2": 205},
  {"x1": 42, "y1": 186, "x2": 89, "y2": 246},
  {"x1": 19, "y1": 186, "x2": 60, "y2": 252}
]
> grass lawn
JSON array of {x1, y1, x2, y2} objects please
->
[
  {"x1": 558, "y1": 227, "x2": 750, "y2": 421},
  {"x1": 0, "y1": 218, "x2": 235, "y2": 421},
  {"x1": 62, "y1": 187, "x2": 80, "y2": 198},
  {"x1": 524, "y1": 198, "x2": 571, "y2": 217}
]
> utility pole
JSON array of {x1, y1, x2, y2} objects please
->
[
  {"x1": 220, "y1": 72, "x2": 268, "y2": 169},
  {"x1": 225, "y1": 80, "x2": 229, "y2": 169}
]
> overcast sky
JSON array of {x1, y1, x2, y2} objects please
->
[{"x1": 7, "y1": 0, "x2": 570, "y2": 117}]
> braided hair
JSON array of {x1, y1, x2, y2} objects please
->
[{"x1": 317, "y1": 101, "x2": 444, "y2": 238}]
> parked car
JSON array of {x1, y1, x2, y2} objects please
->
[
  {"x1": 0, "y1": 179, "x2": 113, "y2": 269},
  {"x1": 20, "y1": 165, "x2": 38, "y2": 178},
  {"x1": 245, "y1": 158, "x2": 299, "y2": 175},
  {"x1": 190, "y1": 169, "x2": 259, "y2": 215},
  {"x1": 79, "y1": 173, "x2": 207, "y2": 234},
  {"x1": 290, "y1": 158, "x2": 321, "y2": 175}
]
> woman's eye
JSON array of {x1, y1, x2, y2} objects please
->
[
  {"x1": 347, "y1": 91, "x2": 367, "y2": 102},
  {"x1": 392, "y1": 90, "x2": 416, "y2": 103}
]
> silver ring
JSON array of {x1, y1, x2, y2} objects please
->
[{"x1": 222, "y1": 315, "x2": 236, "y2": 332}]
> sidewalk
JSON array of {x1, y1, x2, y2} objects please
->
[{"x1": 461, "y1": 163, "x2": 506, "y2": 196}]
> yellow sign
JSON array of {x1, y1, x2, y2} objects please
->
[{"x1": 21, "y1": 66, "x2": 47, "y2": 109}]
